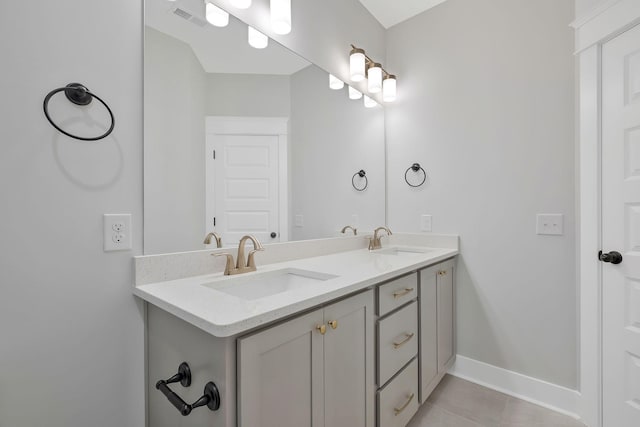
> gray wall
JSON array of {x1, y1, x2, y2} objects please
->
[
  {"x1": 575, "y1": 0, "x2": 602, "y2": 16},
  {"x1": 0, "y1": 0, "x2": 145, "y2": 426},
  {"x1": 290, "y1": 65, "x2": 386, "y2": 239},
  {"x1": 386, "y1": 0, "x2": 577, "y2": 388},
  {"x1": 145, "y1": 27, "x2": 206, "y2": 254},
  {"x1": 206, "y1": 73, "x2": 291, "y2": 117}
]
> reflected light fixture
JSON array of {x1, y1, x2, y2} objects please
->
[
  {"x1": 248, "y1": 26, "x2": 268, "y2": 49},
  {"x1": 349, "y1": 86, "x2": 363, "y2": 100},
  {"x1": 271, "y1": 0, "x2": 291, "y2": 35},
  {"x1": 349, "y1": 48, "x2": 366, "y2": 82},
  {"x1": 329, "y1": 74, "x2": 344, "y2": 90},
  {"x1": 205, "y1": 2, "x2": 229, "y2": 27},
  {"x1": 383, "y1": 74, "x2": 397, "y2": 102},
  {"x1": 230, "y1": 0, "x2": 251, "y2": 9},
  {"x1": 364, "y1": 95, "x2": 377, "y2": 108},
  {"x1": 367, "y1": 63, "x2": 382, "y2": 93}
]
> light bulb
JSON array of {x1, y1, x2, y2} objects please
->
[
  {"x1": 350, "y1": 48, "x2": 366, "y2": 82},
  {"x1": 205, "y1": 2, "x2": 229, "y2": 27},
  {"x1": 349, "y1": 86, "x2": 362, "y2": 100},
  {"x1": 248, "y1": 26, "x2": 268, "y2": 49},
  {"x1": 230, "y1": 0, "x2": 251, "y2": 9},
  {"x1": 364, "y1": 95, "x2": 377, "y2": 108},
  {"x1": 367, "y1": 63, "x2": 382, "y2": 93},
  {"x1": 329, "y1": 74, "x2": 344, "y2": 90},
  {"x1": 383, "y1": 75, "x2": 397, "y2": 102},
  {"x1": 271, "y1": 0, "x2": 291, "y2": 35}
]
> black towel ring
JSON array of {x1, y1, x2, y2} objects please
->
[
  {"x1": 405, "y1": 163, "x2": 427, "y2": 187},
  {"x1": 43, "y1": 83, "x2": 115, "y2": 141},
  {"x1": 352, "y1": 170, "x2": 368, "y2": 191}
]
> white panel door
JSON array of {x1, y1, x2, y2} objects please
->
[
  {"x1": 602, "y1": 23, "x2": 640, "y2": 427},
  {"x1": 205, "y1": 117, "x2": 288, "y2": 245}
]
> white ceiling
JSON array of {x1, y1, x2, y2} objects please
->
[
  {"x1": 145, "y1": 0, "x2": 310, "y2": 75},
  {"x1": 358, "y1": 0, "x2": 449, "y2": 29}
]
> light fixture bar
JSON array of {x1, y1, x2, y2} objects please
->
[{"x1": 350, "y1": 43, "x2": 396, "y2": 81}]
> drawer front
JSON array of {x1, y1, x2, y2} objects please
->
[
  {"x1": 378, "y1": 301, "x2": 418, "y2": 386},
  {"x1": 378, "y1": 358, "x2": 419, "y2": 427},
  {"x1": 378, "y1": 273, "x2": 418, "y2": 316}
]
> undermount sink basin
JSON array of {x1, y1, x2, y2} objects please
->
[
  {"x1": 202, "y1": 268, "x2": 338, "y2": 301},
  {"x1": 375, "y1": 247, "x2": 434, "y2": 256}
]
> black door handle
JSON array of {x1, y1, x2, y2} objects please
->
[
  {"x1": 270, "y1": 232, "x2": 277, "y2": 238},
  {"x1": 599, "y1": 250, "x2": 623, "y2": 264}
]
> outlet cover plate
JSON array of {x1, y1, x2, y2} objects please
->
[
  {"x1": 421, "y1": 214, "x2": 432, "y2": 232},
  {"x1": 536, "y1": 214, "x2": 563, "y2": 236},
  {"x1": 104, "y1": 214, "x2": 132, "y2": 251}
]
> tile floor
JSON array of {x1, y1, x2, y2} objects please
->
[{"x1": 407, "y1": 375, "x2": 586, "y2": 427}]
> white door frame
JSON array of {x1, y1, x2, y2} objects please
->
[
  {"x1": 572, "y1": 1, "x2": 640, "y2": 426},
  {"x1": 205, "y1": 116, "x2": 289, "y2": 243}
]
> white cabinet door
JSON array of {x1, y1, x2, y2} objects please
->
[
  {"x1": 237, "y1": 309, "x2": 325, "y2": 427},
  {"x1": 323, "y1": 291, "x2": 375, "y2": 427},
  {"x1": 437, "y1": 261, "x2": 455, "y2": 373}
]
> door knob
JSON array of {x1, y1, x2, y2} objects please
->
[
  {"x1": 599, "y1": 250, "x2": 623, "y2": 264},
  {"x1": 270, "y1": 232, "x2": 277, "y2": 238}
]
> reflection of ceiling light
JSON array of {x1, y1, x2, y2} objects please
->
[
  {"x1": 349, "y1": 86, "x2": 362, "y2": 100},
  {"x1": 329, "y1": 74, "x2": 344, "y2": 90},
  {"x1": 367, "y1": 63, "x2": 382, "y2": 93},
  {"x1": 248, "y1": 26, "x2": 268, "y2": 49},
  {"x1": 349, "y1": 48, "x2": 366, "y2": 82},
  {"x1": 271, "y1": 0, "x2": 291, "y2": 35},
  {"x1": 383, "y1": 75, "x2": 397, "y2": 102},
  {"x1": 364, "y1": 95, "x2": 377, "y2": 108},
  {"x1": 230, "y1": 0, "x2": 252, "y2": 9},
  {"x1": 205, "y1": 2, "x2": 229, "y2": 27}
]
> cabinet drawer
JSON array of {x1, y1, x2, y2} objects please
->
[
  {"x1": 377, "y1": 273, "x2": 417, "y2": 316},
  {"x1": 378, "y1": 358, "x2": 419, "y2": 427},
  {"x1": 378, "y1": 301, "x2": 418, "y2": 386}
]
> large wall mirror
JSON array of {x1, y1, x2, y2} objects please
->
[{"x1": 144, "y1": 0, "x2": 386, "y2": 255}]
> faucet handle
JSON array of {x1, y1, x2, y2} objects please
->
[
  {"x1": 212, "y1": 252, "x2": 235, "y2": 275},
  {"x1": 247, "y1": 248, "x2": 265, "y2": 269}
]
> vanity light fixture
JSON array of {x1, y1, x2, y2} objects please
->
[
  {"x1": 248, "y1": 26, "x2": 268, "y2": 49},
  {"x1": 364, "y1": 95, "x2": 377, "y2": 108},
  {"x1": 349, "y1": 44, "x2": 397, "y2": 102},
  {"x1": 205, "y1": 2, "x2": 229, "y2": 27},
  {"x1": 329, "y1": 74, "x2": 344, "y2": 90},
  {"x1": 271, "y1": 0, "x2": 291, "y2": 35},
  {"x1": 383, "y1": 74, "x2": 397, "y2": 102},
  {"x1": 349, "y1": 86, "x2": 363, "y2": 100},
  {"x1": 230, "y1": 0, "x2": 251, "y2": 9}
]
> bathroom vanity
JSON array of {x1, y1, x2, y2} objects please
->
[{"x1": 134, "y1": 234, "x2": 458, "y2": 427}]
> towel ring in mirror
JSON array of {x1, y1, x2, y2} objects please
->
[
  {"x1": 43, "y1": 83, "x2": 115, "y2": 141},
  {"x1": 405, "y1": 163, "x2": 427, "y2": 187},
  {"x1": 352, "y1": 170, "x2": 368, "y2": 191}
]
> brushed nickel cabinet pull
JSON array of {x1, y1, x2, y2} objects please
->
[
  {"x1": 392, "y1": 287, "x2": 414, "y2": 298},
  {"x1": 393, "y1": 393, "x2": 415, "y2": 415},
  {"x1": 393, "y1": 332, "x2": 415, "y2": 349}
]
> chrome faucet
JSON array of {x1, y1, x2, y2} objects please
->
[
  {"x1": 369, "y1": 226, "x2": 392, "y2": 250},
  {"x1": 212, "y1": 235, "x2": 264, "y2": 276},
  {"x1": 341, "y1": 225, "x2": 358, "y2": 235},
  {"x1": 203, "y1": 232, "x2": 222, "y2": 248}
]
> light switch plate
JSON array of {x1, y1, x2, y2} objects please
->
[
  {"x1": 536, "y1": 214, "x2": 563, "y2": 235},
  {"x1": 294, "y1": 214, "x2": 304, "y2": 227},
  {"x1": 421, "y1": 214, "x2": 432, "y2": 232},
  {"x1": 104, "y1": 214, "x2": 132, "y2": 251}
]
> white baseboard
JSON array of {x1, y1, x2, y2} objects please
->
[{"x1": 449, "y1": 355, "x2": 581, "y2": 420}]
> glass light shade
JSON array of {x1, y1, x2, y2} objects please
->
[
  {"x1": 367, "y1": 63, "x2": 382, "y2": 93},
  {"x1": 205, "y1": 3, "x2": 229, "y2": 27},
  {"x1": 329, "y1": 74, "x2": 344, "y2": 90},
  {"x1": 248, "y1": 26, "x2": 268, "y2": 49},
  {"x1": 364, "y1": 95, "x2": 377, "y2": 108},
  {"x1": 230, "y1": 0, "x2": 251, "y2": 9},
  {"x1": 350, "y1": 49, "x2": 366, "y2": 82},
  {"x1": 383, "y1": 75, "x2": 397, "y2": 102},
  {"x1": 349, "y1": 86, "x2": 363, "y2": 100},
  {"x1": 271, "y1": 0, "x2": 291, "y2": 35}
]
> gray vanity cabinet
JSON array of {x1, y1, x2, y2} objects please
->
[
  {"x1": 419, "y1": 258, "x2": 456, "y2": 403},
  {"x1": 237, "y1": 289, "x2": 375, "y2": 427}
]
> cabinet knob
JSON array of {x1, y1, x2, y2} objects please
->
[
  {"x1": 316, "y1": 324, "x2": 326, "y2": 335},
  {"x1": 328, "y1": 320, "x2": 338, "y2": 329},
  {"x1": 438, "y1": 270, "x2": 447, "y2": 276}
]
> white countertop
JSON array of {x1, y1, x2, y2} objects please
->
[{"x1": 134, "y1": 238, "x2": 458, "y2": 337}]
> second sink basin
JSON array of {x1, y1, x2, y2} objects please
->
[
  {"x1": 375, "y1": 247, "x2": 434, "y2": 256},
  {"x1": 202, "y1": 268, "x2": 338, "y2": 301}
]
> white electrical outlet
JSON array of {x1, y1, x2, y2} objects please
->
[
  {"x1": 536, "y1": 214, "x2": 563, "y2": 235},
  {"x1": 295, "y1": 214, "x2": 304, "y2": 227},
  {"x1": 421, "y1": 214, "x2": 432, "y2": 232},
  {"x1": 104, "y1": 214, "x2": 132, "y2": 251}
]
